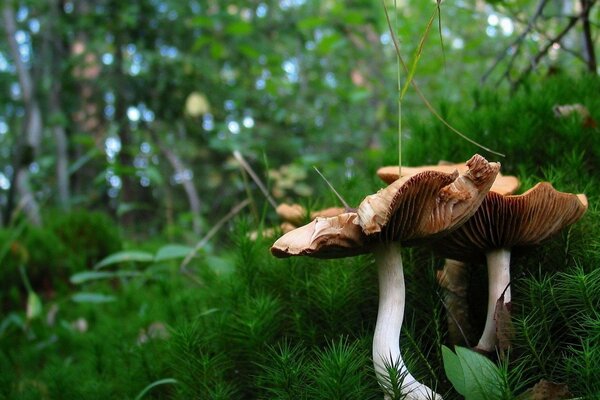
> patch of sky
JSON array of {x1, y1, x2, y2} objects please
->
[
  {"x1": 324, "y1": 72, "x2": 337, "y2": 88},
  {"x1": 282, "y1": 57, "x2": 299, "y2": 83},
  {"x1": 0, "y1": 173, "x2": 10, "y2": 190},
  {"x1": 380, "y1": 32, "x2": 391, "y2": 45},
  {"x1": 127, "y1": 106, "x2": 141, "y2": 122},
  {"x1": 279, "y1": 0, "x2": 305, "y2": 10},
  {"x1": 0, "y1": 120, "x2": 7, "y2": 135},
  {"x1": 102, "y1": 53, "x2": 114, "y2": 65},
  {"x1": 172, "y1": 169, "x2": 193, "y2": 184},
  {"x1": 104, "y1": 105, "x2": 115, "y2": 119},
  {"x1": 105, "y1": 136, "x2": 121, "y2": 160},
  {"x1": 10, "y1": 83, "x2": 21, "y2": 100},
  {"x1": 256, "y1": 3, "x2": 268, "y2": 18},
  {"x1": 29, "y1": 162, "x2": 39, "y2": 174},
  {"x1": 16, "y1": 6, "x2": 28, "y2": 22},
  {"x1": 242, "y1": 115, "x2": 254, "y2": 129},
  {"x1": 224, "y1": 99, "x2": 236, "y2": 111},
  {"x1": 64, "y1": 2, "x2": 74, "y2": 13},
  {"x1": 202, "y1": 113, "x2": 214, "y2": 131},
  {"x1": 28, "y1": 19, "x2": 40, "y2": 34},
  {"x1": 159, "y1": 45, "x2": 178, "y2": 59},
  {"x1": 140, "y1": 142, "x2": 152, "y2": 154},
  {"x1": 227, "y1": 118, "x2": 240, "y2": 135}
]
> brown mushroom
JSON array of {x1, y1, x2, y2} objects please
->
[
  {"x1": 430, "y1": 182, "x2": 588, "y2": 353},
  {"x1": 377, "y1": 160, "x2": 521, "y2": 345},
  {"x1": 272, "y1": 154, "x2": 500, "y2": 400}
]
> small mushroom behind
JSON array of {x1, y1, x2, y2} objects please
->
[
  {"x1": 430, "y1": 182, "x2": 588, "y2": 353},
  {"x1": 377, "y1": 161, "x2": 519, "y2": 195},
  {"x1": 376, "y1": 160, "x2": 521, "y2": 345},
  {"x1": 272, "y1": 154, "x2": 500, "y2": 400}
]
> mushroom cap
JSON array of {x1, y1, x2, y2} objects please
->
[
  {"x1": 276, "y1": 203, "x2": 306, "y2": 226},
  {"x1": 271, "y1": 212, "x2": 367, "y2": 258},
  {"x1": 357, "y1": 154, "x2": 500, "y2": 245},
  {"x1": 377, "y1": 162, "x2": 519, "y2": 195},
  {"x1": 430, "y1": 182, "x2": 589, "y2": 262},
  {"x1": 276, "y1": 203, "x2": 347, "y2": 226},
  {"x1": 271, "y1": 154, "x2": 500, "y2": 258}
]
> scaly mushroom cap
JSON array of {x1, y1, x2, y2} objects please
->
[
  {"x1": 271, "y1": 212, "x2": 367, "y2": 258},
  {"x1": 357, "y1": 154, "x2": 500, "y2": 244},
  {"x1": 377, "y1": 162, "x2": 519, "y2": 195},
  {"x1": 431, "y1": 182, "x2": 588, "y2": 262}
]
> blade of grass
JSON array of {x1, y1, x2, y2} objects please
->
[
  {"x1": 313, "y1": 166, "x2": 351, "y2": 210},
  {"x1": 134, "y1": 378, "x2": 178, "y2": 400},
  {"x1": 395, "y1": 0, "x2": 402, "y2": 177},
  {"x1": 400, "y1": 6, "x2": 437, "y2": 100},
  {"x1": 382, "y1": 2, "x2": 505, "y2": 157},
  {"x1": 437, "y1": 0, "x2": 446, "y2": 71},
  {"x1": 233, "y1": 150, "x2": 278, "y2": 210}
]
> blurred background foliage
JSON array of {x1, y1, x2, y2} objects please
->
[
  {"x1": 0, "y1": 0, "x2": 598, "y2": 398},
  {"x1": 0, "y1": 0, "x2": 596, "y2": 237}
]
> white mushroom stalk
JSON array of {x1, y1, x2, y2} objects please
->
[
  {"x1": 373, "y1": 244, "x2": 441, "y2": 399},
  {"x1": 478, "y1": 248, "x2": 512, "y2": 352}
]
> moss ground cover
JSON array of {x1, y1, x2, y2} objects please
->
[{"x1": 1, "y1": 76, "x2": 599, "y2": 399}]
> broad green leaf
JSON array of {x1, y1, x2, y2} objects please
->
[
  {"x1": 94, "y1": 251, "x2": 154, "y2": 270},
  {"x1": 442, "y1": 345, "x2": 466, "y2": 395},
  {"x1": 71, "y1": 292, "x2": 116, "y2": 303},
  {"x1": 70, "y1": 270, "x2": 141, "y2": 284},
  {"x1": 154, "y1": 244, "x2": 194, "y2": 262},
  {"x1": 455, "y1": 346, "x2": 503, "y2": 400}
]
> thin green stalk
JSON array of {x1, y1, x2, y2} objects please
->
[
  {"x1": 382, "y1": 2, "x2": 505, "y2": 157},
  {"x1": 395, "y1": 0, "x2": 402, "y2": 177},
  {"x1": 313, "y1": 167, "x2": 350, "y2": 209}
]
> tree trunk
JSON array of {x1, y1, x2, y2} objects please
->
[
  {"x1": 580, "y1": 0, "x2": 597, "y2": 73},
  {"x1": 2, "y1": 4, "x2": 42, "y2": 225},
  {"x1": 152, "y1": 127, "x2": 203, "y2": 235},
  {"x1": 48, "y1": 0, "x2": 70, "y2": 209}
]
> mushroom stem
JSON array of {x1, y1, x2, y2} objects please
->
[
  {"x1": 373, "y1": 244, "x2": 442, "y2": 400},
  {"x1": 477, "y1": 248, "x2": 512, "y2": 352},
  {"x1": 437, "y1": 259, "x2": 475, "y2": 346}
]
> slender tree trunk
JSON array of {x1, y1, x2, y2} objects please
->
[
  {"x1": 48, "y1": 0, "x2": 70, "y2": 209},
  {"x1": 2, "y1": 4, "x2": 42, "y2": 225},
  {"x1": 152, "y1": 127, "x2": 203, "y2": 235},
  {"x1": 580, "y1": 0, "x2": 597, "y2": 73}
]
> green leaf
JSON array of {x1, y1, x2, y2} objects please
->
[
  {"x1": 225, "y1": 21, "x2": 253, "y2": 36},
  {"x1": 400, "y1": 6, "x2": 437, "y2": 100},
  {"x1": 26, "y1": 292, "x2": 43, "y2": 320},
  {"x1": 297, "y1": 16, "x2": 324, "y2": 31},
  {"x1": 442, "y1": 345, "x2": 466, "y2": 395},
  {"x1": 71, "y1": 292, "x2": 116, "y2": 303},
  {"x1": 70, "y1": 270, "x2": 142, "y2": 284},
  {"x1": 94, "y1": 251, "x2": 154, "y2": 270},
  {"x1": 154, "y1": 244, "x2": 194, "y2": 262},
  {"x1": 455, "y1": 346, "x2": 503, "y2": 400}
]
